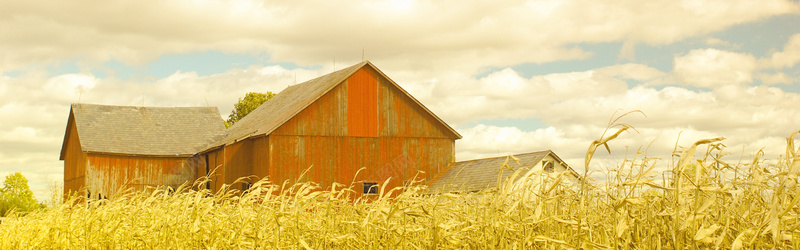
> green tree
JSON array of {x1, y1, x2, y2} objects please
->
[
  {"x1": 225, "y1": 92, "x2": 276, "y2": 128},
  {"x1": 0, "y1": 172, "x2": 39, "y2": 216}
]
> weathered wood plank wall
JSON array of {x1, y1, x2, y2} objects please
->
[
  {"x1": 63, "y1": 117, "x2": 87, "y2": 199},
  {"x1": 84, "y1": 154, "x2": 197, "y2": 199}
]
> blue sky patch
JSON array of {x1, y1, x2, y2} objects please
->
[
  {"x1": 141, "y1": 51, "x2": 271, "y2": 78},
  {"x1": 463, "y1": 117, "x2": 548, "y2": 132},
  {"x1": 712, "y1": 15, "x2": 800, "y2": 56},
  {"x1": 44, "y1": 59, "x2": 82, "y2": 76},
  {"x1": 508, "y1": 42, "x2": 627, "y2": 79},
  {"x1": 23, "y1": 51, "x2": 327, "y2": 80},
  {"x1": 2, "y1": 70, "x2": 22, "y2": 77}
]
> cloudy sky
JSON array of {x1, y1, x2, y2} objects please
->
[{"x1": 1, "y1": 0, "x2": 799, "y2": 201}]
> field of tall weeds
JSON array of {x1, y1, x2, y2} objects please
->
[{"x1": 2, "y1": 115, "x2": 800, "y2": 249}]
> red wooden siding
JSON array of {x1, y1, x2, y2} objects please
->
[
  {"x1": 63, "y1": 116, "x2": 87, "y2": 199},
  {"x1": 251, "y1": 136, "x2": 270, "y2": 181},
  {"x1": 267, "y1": 135, "x2": 454, "y2": 192},
  {"x1": 272, "y1": 81, "x2": 347, "y2": 136},
  {"x1": 222, "y1": 140, "x2": 254, "y2": 186},
  {"x1": 203, "y1": 136, "x2": 270, "y2": 192},
  {"x1": 205, "y1": 149, "x2": 225, "y2": 191},
  {"x1": 347, "y1": 68, "x2": 378, "y2": 137},
  {"x1": 64, "y1": 115, "x2": 205, "y2": 199},
  {"x1": 378, "y1": 74, "x2": 452, "y2": 138},
  {"x1": 194, "y1": 153, "x2": 209, "y2": 185},
  {"x1": 84, "y1": 154, "x2": 197, "y2": 199}
]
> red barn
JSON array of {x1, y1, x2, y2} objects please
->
[
  {"x1": 60, "y1": 61, "x2": 462, "y2": 198},
  {"x1": 60, "y1": 104, "x2": 225, "y2": 199},
  {"x1": 199, "y1": 61, "x2": 462, "y2": 194}
]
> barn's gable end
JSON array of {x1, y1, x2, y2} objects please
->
[
  {"x1": 266, "y1": 63, "x2": 459, "y2": 139},
  {"x1": 208, "y1": 61, "x2": 460, "y2": 150},
  {"x1": 59, "y1": 109, "x2": 77, "y2": 160},
  {"x1": 62, "y1": 113, "x2": 87, "y2": 198}
]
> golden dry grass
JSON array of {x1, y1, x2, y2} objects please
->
[{"x1": 2, "y1": 119, "x2": 800, "y2": 248}]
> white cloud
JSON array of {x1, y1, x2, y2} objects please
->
[
  {"x1": 425, "y1": 67, "x2": 631, "y2": 124},
  {"x1": 618, "y1": 41, "x2": 637, "y2": 61},
  {"x1": 1, "y1": 0, "x2": 799, "y2": 201},
  {"x1": 758, "y1": 72, "x2": 795, "y2": 85},
  {"x1": 0, "y1": 127, "x2": 52, "y2": 144},
  {"x1": 705, "y1": 38, "x2": 727, "y2": 46},
  {"x1": 43, "y1": 73, "x2": 97, "y2": 103},
  {"x1": 764, "y1": 33, "x2": 800, "y2": 68},
  {"x1": 455, "y1": 124, "x2": 588, "y2": 168},
  {"x1": 420, "y1": 63, "x2": 798, "y2": 141},
  {"x1": 1, "y1": 0, "x2": 797, "y2": 73},
  {"x1": 596, "y1": 63, "x2": 666, "y2": 82},
  {"x1": 705, "y1": 38, "x2": 741, "y2": 50},
  {"x1": 673, "y1": 48, "x2": 757, "y2": 87}
]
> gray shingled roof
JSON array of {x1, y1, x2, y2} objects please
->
[
  {"x1": 426, "y1": 151, "x2": 556, "y2": 193},
  {"x1": 204, "y1": 60, "x2": 461, "y2": 151},
  {"x1": 61, "y1": 103, "x2": 225, "y2": 158}
]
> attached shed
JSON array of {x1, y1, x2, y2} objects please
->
[
  {"x1": 426, "y1": 150, "x2": 579, "y2": 193},
  {"x1": 200, "y1": 61, "x2": 462, "y2": 194},
  {"x1": 60, "y1": 104, "x2": 225, "y2": 199}
]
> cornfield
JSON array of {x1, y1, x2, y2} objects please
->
[{"x1": 2, "y1": 117, "x2": 800, "y2": 249}]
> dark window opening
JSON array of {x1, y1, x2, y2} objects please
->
[
  {"x1": 363, "y1": 182, "x2": 378, "y2": 195},
  {"x1": 544, "y1": 161, "x2": 554, "y2": 172}
]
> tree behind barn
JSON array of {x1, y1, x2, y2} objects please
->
[
  {"x1": 225, "y1": 92, "x2": 275, "y2": 128},
  {"x1": 0, "y1": 172, "x2": 39, "y2": 216}
]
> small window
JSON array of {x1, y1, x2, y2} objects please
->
[
  {"x1": 543, "y1": 161, "x2": 554, "y2": 172},
  {"x1": 363, "y1": 182, "x2": 379, "y2": 195}
]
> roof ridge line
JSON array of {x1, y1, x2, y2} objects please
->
[{"x1": 455, "y1": 150, "x2": 550, "y2": 164}]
